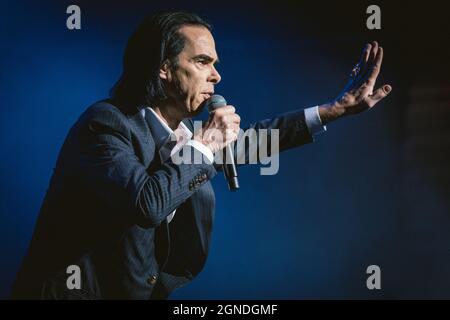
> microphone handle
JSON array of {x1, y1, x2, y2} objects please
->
[
  {"x1": 205, "y1": 94, "x2": 239, "y2": 191},
  {"x1": 224, "y1": 144, "x2": 239, "y2": 191}
]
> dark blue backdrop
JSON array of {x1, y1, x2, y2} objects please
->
[{"x1": 2, "y1": 0, "x2": 449, "y2": 299}]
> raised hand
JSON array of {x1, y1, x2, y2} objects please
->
[{"x1": 319, "y1": 41, "x2": 392, "y2": 124}]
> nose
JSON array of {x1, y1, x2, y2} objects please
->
[{"x1": 209, "y1": 64, "x2": 221, "y2": 84}]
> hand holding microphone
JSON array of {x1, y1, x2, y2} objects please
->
[{"x1": 193, "y1": 95, "x2": 240, "y2": 190}]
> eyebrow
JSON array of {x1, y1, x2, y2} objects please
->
[{"x1": 194, "y1": 54, "x2": 220, "y2": 65}]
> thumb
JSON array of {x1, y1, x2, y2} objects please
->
[{"x1": 367, "y1": 85, "x2": 392, "y2": 106}]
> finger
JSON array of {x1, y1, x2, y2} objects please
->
[
  {"x1": 357, "y1": 41, "x2": 378, "y2": 82},
  {"x1": 366, "y1": 47, "x2": 383, "y2": 85},
  {"x1": 350, "y1": 44, "x2": 370, "y2": 78},
  {"x1": 214, "y1": 105, "x2": 235, "y2": 118},
  {"x1": 225, "y1": 128, "x2": 239, "y2": 141},
  {"x1": 366, "y1": 84, "x2": 392, "y2": 106},
  {"x1": 223, "y1": 113, "x2": 240, "y2": 123},
  {"x1": 358, "y1": 43, "x2": 372, "y2": 68},
  {"x1": 222, "y1": 105, "x2": 235, "y2": 114},
  {"x1": 220, "y1": 114, "x2": 239, "y2": 127},
  {"x1": 229, "y1": 123, "x2": 240, "y2": 132},
  {"x1": 353, "y1": 43, "x2": 372, "y2": 82},
  {"x1": 369, "y1": 41, "x2": 378, "y2": 63}
]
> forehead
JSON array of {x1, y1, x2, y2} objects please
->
[{"x1": 178, "y1": 25, "x2": 218, "y2": 59}]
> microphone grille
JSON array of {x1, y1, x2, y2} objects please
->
[{"x1": 206, "y1": 94, "x2": 227, "y2": 111}]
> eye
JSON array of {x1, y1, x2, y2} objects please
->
[{"x1": 197, "y1": 59, "x2": 208, "y2": 65}]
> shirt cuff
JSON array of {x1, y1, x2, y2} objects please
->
[
  {"x1": 167, "y1": 210, "x2": 176, "y2": 223},
  {"x1": 304, "y1": 106, "x2": 327, "y2": 136},
  {"x1": 184, "y1": 140, "x2": 215, "y2": 164}
]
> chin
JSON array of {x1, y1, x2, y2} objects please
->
[{"x1": 190, "y1": 100, "x2": 207, "y2": 116}]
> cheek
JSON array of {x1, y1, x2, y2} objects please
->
[
  {"x1": 185, "y1": 77, "x2": 203, "y2": 102},
  {"x1": 179, "y1": 73, "x2": 198, "y2": 96},
  {"x1": 173, "y1": 66, "x2": 207, "y2": 102}
]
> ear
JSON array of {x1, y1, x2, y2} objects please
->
[{"x1": 159, "y1": 60, "x2": 171, "y2": 80}]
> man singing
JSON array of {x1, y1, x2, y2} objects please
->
[{"x1": 11, "y1": 11, "x2": 391, "y2": 299}]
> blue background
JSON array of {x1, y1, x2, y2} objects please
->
[{"x1": 1, "y1": 0, "x2": 449, "y2": 299}]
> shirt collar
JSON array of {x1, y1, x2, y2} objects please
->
[{"x1": 141, "y1": 106, "x2": 193, "y2": 150}]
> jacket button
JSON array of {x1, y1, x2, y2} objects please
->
[{"x1": 147, "y1": 275, "x2": 158, "y2": 285}]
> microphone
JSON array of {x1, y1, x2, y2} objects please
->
[{"x1": 205, "y1": 95, "x2": 239, "y2": 191}]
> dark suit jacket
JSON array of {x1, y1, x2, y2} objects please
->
[{"x1": 10, "y1": 99, "x2": 313, "y2": 299}]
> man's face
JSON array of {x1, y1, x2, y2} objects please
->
[{"x1": 160, "y1": 25, "x2": 221, "y2": 117}]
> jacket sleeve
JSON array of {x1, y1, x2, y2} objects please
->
[
  {"x1": 77, "y1": 107, "x2": 217, "y2": 228},
  {"x1": 214, "y1": 109, "x2": 314, "y2": 169}
]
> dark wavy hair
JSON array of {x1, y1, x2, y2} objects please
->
[{"x1": 110, "y1": 12, "x2": 211, "y2": 107}]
